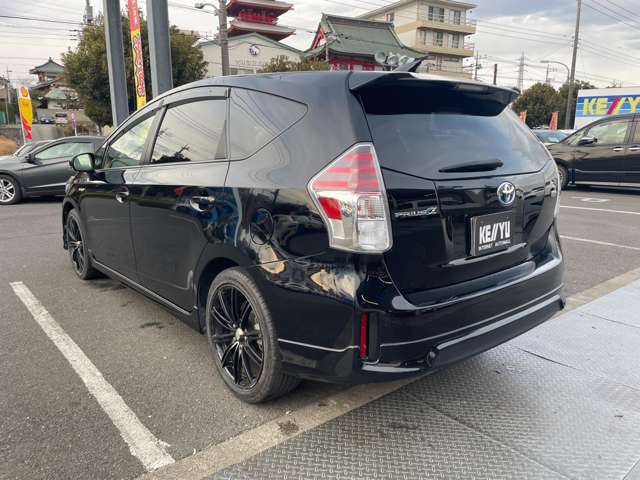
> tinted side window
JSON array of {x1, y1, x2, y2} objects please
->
[
  {"x1": 229, "y1": 88, "x2": 306, "y2": 160},
  {"x1": 633, "y1": 123, "x2": 640, "y2": 144},
  {"x1": 586, "y1": 120, "x2": 630, "y2": 145},
  {"x1": 150, "y1": 99, "x2": 227, "y2": 164},
  {"x1": 104, "y1": 115, "x2": 154, "y2": 169}
]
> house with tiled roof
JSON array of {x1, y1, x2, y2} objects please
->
[{"x1": 305, "y1": 14, "x2": 424, "y2": 71}]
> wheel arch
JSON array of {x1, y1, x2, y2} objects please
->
[
  {"x1": 0, "y1": 170, "x2": 23, "y2": 194},
  {"x1": 61, "y1": 198, "x2": 80, "y2": 249},
  {"x1": 195, "y1": 256, "x2": 241, "y2": 332}
]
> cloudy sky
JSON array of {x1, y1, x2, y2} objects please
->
[{"x1": 1, "y1": 0, "x2": 638, "y2": 89}]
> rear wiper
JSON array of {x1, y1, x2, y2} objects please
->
[{"x1": 439, "y1": 159, "x2": 504, "y2": 173}]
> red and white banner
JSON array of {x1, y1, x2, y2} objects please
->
[{"x1": 549, "y1": 111, "x2": 559, "y2": 130}]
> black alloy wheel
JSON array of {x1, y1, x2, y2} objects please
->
[
  {"x1": 66, "y1": 210, "x2": 98, "y2": 280},
  {"x1": 205, "y1": 268, "x2": 300, "y2": 403},
  {"x1": 211, "y1": 284, "x2": 264, "y2": 389}
]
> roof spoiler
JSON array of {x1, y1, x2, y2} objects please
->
[{"x1": 348, "y1": 71, "x2": 520, "y2": 111}]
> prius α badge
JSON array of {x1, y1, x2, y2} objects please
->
[{"x1": 497, "y1": 182, "x2": 516, "y2": 206}]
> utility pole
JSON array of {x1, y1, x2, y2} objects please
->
[
  {"x1": 195, "y1": 2, "x2": 229, "y2": 76},
  {"x1": 4, "y1": 67, "x2": 10, "y2": 125},
  {"x1": 493, "y1": 63, "x2": 498, "y2": 85},
  {"x1": 218, "y1": 0, "x2": 230, "y2": 76},
  {"x1": 474, "y1": 51, "x2": 480, "y2": 81},
  {"x1": 545, "y1": 64, "x2": 550, "y2": 84},
  {"x1": 565, "y1": 0, "x2": 582, "y2": 129},
  {"x1": 517, "y1": 52, "x2": 525, "y2": 92}
]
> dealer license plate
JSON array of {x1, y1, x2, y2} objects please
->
[{"x1": 470, "y1": 211, "x2": 514, "y2": 257}]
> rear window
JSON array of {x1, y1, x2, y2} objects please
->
[{"x1": 365, "y1": 108, "x2": 548, "y2": 179}]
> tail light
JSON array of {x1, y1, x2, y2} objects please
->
[{"x1": 308, "y1": 143, "x2": 392, "y2": 253}]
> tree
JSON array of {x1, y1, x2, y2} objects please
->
[
  {"x1": 63, "y1": 14, "x2": 206, "y2": 127},
  {"x1": 512, "y1": 83, "x2": 562, "y2": 128},
  {"x1": 557, "y1": 80, "x2": 595, "y2": 129},
  {"x1": 258, "y1": 56, "x2": 330, "y2": 73}
]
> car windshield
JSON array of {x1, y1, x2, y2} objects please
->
[
  {"x1": 535, "y1": 131, "x2": 569, "y2": 143},
  {"x1": 14, "y1": 142, "x2": 44, "y2": 156}
]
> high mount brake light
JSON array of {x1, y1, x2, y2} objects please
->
[{"x1": 308, "y1": 143, "x2": 393, "y2": 253}]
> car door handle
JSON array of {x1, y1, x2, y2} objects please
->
[
  {"x1": 115, "y1": 189, "x2": 130, "y2": 204},
  {"x1": 629, "y1": 147, "x2": 640, "y2": 152},
  {"x1": 190, "y1": 195, "x2": 216, "y2": 211},
  {"x1": 612, "y1": 147, "x2": 625, "y2": 152}
]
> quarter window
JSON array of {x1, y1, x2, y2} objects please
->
[
  {"x1": 150, "y1": 99, "x2": 227, "y2": 164},
  {"x1": 104, "y1": 115, "x2": 154, "y2": 169},
  {"x1": 229, "y1": 88, "x2": 306, "y2": 160},
  {"x1": 587, "y1": 120, "x2": 630, "y2": 145},
  {"x1": 633, "y1": 123, "x2": 640, "y2": 144}
]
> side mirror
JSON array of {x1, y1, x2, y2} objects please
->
[
  {"x1": 578, "y1": 136, "x2": 596, "y2": 146},
  {"x1": 24, "y1": 153, "x2": 34, "y2": 163},
  {"x1": 71, "y1": 152, "x2": 95, "y2": 173}
]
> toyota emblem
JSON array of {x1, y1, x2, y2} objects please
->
[{"x1": 497, "y1": 182, "x2": 516, "y2": 206}]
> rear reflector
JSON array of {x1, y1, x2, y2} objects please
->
[
  {"x1": 359, "y1": 312, "x2": 368, "y2": 360},
  {"x1": 308, "y1": 143, "x2": 392, "y2": 253}
]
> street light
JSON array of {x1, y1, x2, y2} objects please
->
[
  {"x1": 541, "y1": 60, "x2": 572, "y2": 129},
  {"x1": 195, "y1": 1, "x2": 230, "y2": 77}
]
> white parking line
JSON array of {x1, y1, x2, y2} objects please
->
[
  {"x1": 561, "y1": 205, "x2": 640, "y2": 216},
  {"x1": 560, "y1": 235, "x2": 640, "y2": 252},
  {"x1": 10, "y1": 281, "x2": 175, "y2": 472}
]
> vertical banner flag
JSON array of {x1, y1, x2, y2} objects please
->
[
  {"x1": 519, "y1": 110, "x2": 527, "y2": 123},
  {"x1": 70, "y1": 111, "x2": 77, "y2": 135},
  {"x1": 549, "y1": 111, "x2": 559, "y2": 131},
  {"x1": 17, "y1": 86, "x2": 32, "y2": 140},
  {"x1": 128, "y1": 0, "x2": 147, "y2": 109}
]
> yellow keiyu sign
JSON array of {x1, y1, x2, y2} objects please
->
[{"x1": 579, "y1": 95, "x2": 640, "y2": 117}]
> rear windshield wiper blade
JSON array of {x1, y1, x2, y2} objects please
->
[{"x1": 439, "y1": 160, "x2": 504, "y2": 173}]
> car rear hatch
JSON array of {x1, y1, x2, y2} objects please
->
[{"x1": 350, "y1": 72, "x2": 559, "y2": 305}]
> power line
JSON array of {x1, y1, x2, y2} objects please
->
[
  {"x1": 582, "y1": 0, "x2": 640, "y2": 29},
  {"x1": 600, "y1": 0, "x2": 640, "y2": 21},
  {"x1": 0, "y1": 14, "x2": 83, "y2": 25}
]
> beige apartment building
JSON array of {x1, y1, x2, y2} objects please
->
[{"x1": 360, "y1": 0, "x2": 476, "y2": 77}]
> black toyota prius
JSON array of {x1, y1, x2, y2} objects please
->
[{"x1": 62, "y1": 70, "x2": 564, "y2": 403}]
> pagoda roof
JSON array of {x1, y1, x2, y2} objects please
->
[
  {"x1": 228, "y1": 19, "x2": 295, "y2": 40},
  {"x1": 305, "y1": 14, "x2": 424, "y2": 60},
  {"x1": 227, "y1": 0, "x2": 293, "y2": 17},
  {"x1": 29, "y1": 57, "x2": 64, "y2": 75}
]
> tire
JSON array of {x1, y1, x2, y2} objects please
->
[
  {"x1": 557, "y1": 164, "x2": 569, "y2": 190},
  {"x1": 205, "y1": 267, "x2": 300, "y2": 403},
  {"x1": 66, "y1": 209, "x2": 99, "y2": 280},
  {"x1": 0, "y1": 175, "x2": 22, "y2": 205}
]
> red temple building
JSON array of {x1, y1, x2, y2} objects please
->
[{"x1": 226, "y1": 0, "x2": 295, "y2": 41}]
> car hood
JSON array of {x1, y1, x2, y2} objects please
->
[{"x1": 0, "y1": 155, "x2": 25, "y2": 171}]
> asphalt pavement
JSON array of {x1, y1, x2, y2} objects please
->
[{"x1": 2, "y1": 186, "x2": 640, "y2": 480}]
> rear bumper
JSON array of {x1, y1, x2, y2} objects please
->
[{"x1": 272, "y1": 228, "x2": 564, "y2": 383}]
